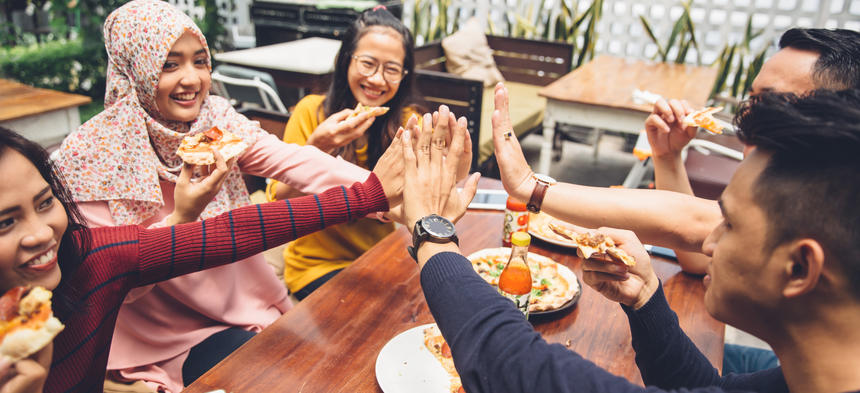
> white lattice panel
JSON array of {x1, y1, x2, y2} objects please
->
[
  {"x1": 404, "y1": 0, "x2": 860, "y2": 65},
  {"x1": 595, "y1": 0, "x2": 860, "y2": 65},
  {"x1": 166, "y1": 0, "x2": 252, "y2": 30}
]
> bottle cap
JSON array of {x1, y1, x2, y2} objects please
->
[
  {"x1": 506, "y1": 196, "x2": 528, "y2": 211},
  {"x1": 511, "y1": 231, "x2": 531, "y2": 247}
]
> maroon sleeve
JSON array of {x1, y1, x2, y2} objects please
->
[{"x1": 132, "y1": 174, "x2": 388, "y2": 286}]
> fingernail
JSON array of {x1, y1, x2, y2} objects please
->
[{"x1": 403, "y1": 130, "x2": 410, "y2": 140}]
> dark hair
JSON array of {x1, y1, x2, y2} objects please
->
[
  {"x1": 779, "y1": 28, "x2": 860, "y2": 90},
  {"x1": 323, "y1": 7, "x2": 416, "y2": 168},
  {"x1": 0, "y1": 127, "x2": 91, "y2": 318},
  {"x1": 734, "y1": 89, "x2": 860, "y2": 297}
]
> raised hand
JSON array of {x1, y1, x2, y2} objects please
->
[
  {"x1": 580, "y1": 228, "x2": 660, "y2": 310},
  {"x1": 372, "y1": 128, "x2": 406, "y2": 208},
  {"x1": 490, "y1": 82, "x2": 534, "y2": 202},
  {"x1": 169, "y1": 149, "x2": 237, "y2": 225},
  {"x1": 401, "y1": 111, "x2": 480, "y2": 227},
  {"x1": 306, "y1": 108, "x2": 376, "y2": 153},
  {"x1": 644, "y1": 98, "x2": 697, "y2": 160}
]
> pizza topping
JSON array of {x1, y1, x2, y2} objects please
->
[
  {"x1": 683, "y1": 106, "x2": 725, "y2": 135},
  {"x1": 0, "y1": 287, "x2": 26, "y2": 322},
  {"x1": 202, "y1": 126, "x2": 223, "y2": 141},
  {"x1": 441, "y1": 342, "x2": 452, "y2": 358},
  {"x1": 547, "y1": 223, "x2": 636, "y2": 267}
]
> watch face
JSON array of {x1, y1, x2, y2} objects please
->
[
  {"x1": 422, "y1": 215, "x2": 455, "y2": 238},
  {"x1": 533, "y1": 173, "x2": 557, "y2": 185}
]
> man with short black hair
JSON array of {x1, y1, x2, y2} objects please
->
[{"x1": 404, "y1": 89, "x2": 860, "y2": 393}]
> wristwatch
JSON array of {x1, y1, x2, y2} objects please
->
[
  {"x1": 407, "y1": 214, "x2": 459, "y2": 262},
  {"x1": 527, "y1": 173, "x2": 557, "y2": 213}
]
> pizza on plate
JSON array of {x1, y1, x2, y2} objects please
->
[
  {"x1": 529, "y1": 212, "x2": 578, "y2": 246},
  {"x1": 348, "y1": 103, "x2": 390, "y2": 118},
  {"x1": 468, "y1": 248, "x2": 580, "y2": 312},
  {"x1": 0, "y1": 286, "x2": 65, "y2": 363},
  {"x1": 423, "y1": 325, "x2": 465, "y2": 393},
  {"x1": 548, "y1": 223, "x2": 636, "y2": 267},
  {"x1": 683, "y1": 106, "x2": 725, "y2": 135},
  {"x1": 176, "y1": 126, "x2": 248, "y2": 165}
]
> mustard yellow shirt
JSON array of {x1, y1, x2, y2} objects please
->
[{"x1": 268, "y1": 94, "x2": 416, "y2": 293}]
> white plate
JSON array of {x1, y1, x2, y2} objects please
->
[
  {"x1": 528, "y1": 213, "x2": 578, "y2": 249},
  {"x1": 376, "y1": 323, "x2": 452, "y2": 393}
]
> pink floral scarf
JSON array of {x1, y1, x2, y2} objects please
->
[{"x1": 55, "y1": 0, "x2": 266, "y2": 225}]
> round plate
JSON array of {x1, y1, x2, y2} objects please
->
[
  {"x1": 466, "y1": 248, "x2": 581, "y2": 319},
  {"x1": 375, "y1": 323, "x2": 451, "y2": 393},
  {"x1": 528, "y1": 213, "x2": 578, "y2": 249}
]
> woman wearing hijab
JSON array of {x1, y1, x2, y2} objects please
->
[{"x1": 53, "y1": 1, "x2": 385, "y2": 390}]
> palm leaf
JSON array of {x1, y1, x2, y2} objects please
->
[
  {"x1": 709, "y1": 44, "x2": 736, "y2": 99},
  {"x1": 742, "y1": 47, "x2": 768, "y2": 97},
  {"x1": 730, "y1": 53, "x2": 745, "y2": 98},
  {"x1": 675, "y1": 37, "x2": 691, "y2": 64},
  {"x1": 639, "y1": 15, "x2": 666, "y2": 61},
  {"x1": 666, "y1": 12, "x2": 688, "y2": 61}
]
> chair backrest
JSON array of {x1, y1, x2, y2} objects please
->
[{"x1": 211, "y1": 65, "x2": 288, "y2": 113}]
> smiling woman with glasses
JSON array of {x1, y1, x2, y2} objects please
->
[
  {"x1": 267, "y1": 6, "x2": 420, "y2": 300},
  {"x1": 352, "y1": 54, "x2": 408, "y2": 84}
]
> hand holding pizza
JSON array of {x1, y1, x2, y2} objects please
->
[
  {"x1": 401, "y1": 111, "x2": 480, "y2": 227},
  {"x1": 0, "y1": 343, "x2": 50, "y2": 393},
  {"x1": 307, "y1": 108, "x2": 375, "y2": 153},
  {"x1": 644, "y1": 98, "x2": 697, "y2": 160},
  {"x1": 580, "y1": 228, "x2": 660, "y2": 310},
  {"x1": 169, "y1": 149, "x2": 237, "y2": 225},
  {"x1": 490, "y1": 83, "x2": 535, "y2": 202}
]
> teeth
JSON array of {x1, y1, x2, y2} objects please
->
[
  {"x1": 362, "y1": 86, "x2": 383, "y2": 96},
  {"x1": 27, "y1": 250, "x2": 55, "y2": 267},
  {"x1": 172, "y1": 92, "x2": 196, "y2": 101}
]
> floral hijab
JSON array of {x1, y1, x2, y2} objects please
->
[{"x1": 55, "y1": 0, "x2": 266, "y2": 225}]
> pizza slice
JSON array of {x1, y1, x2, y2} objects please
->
[
  {"x1": 423, "y1": 325, "x2": 465, "y2": 393},
  {"x1": 683, "y1": 106, "x2": 725, "y2": 135},
  {"x1": 176, "y1": 126, "x2": 249, "y2": 165},
  {"x1": 548, "y1": 222, "x2": 636, "y2": 267},
  {"x1": 0, "y1": 286, "x2": 65, "y2": 363},
  {"x1": 348, "y1": 102, "x2": 390, "y2": 119}
]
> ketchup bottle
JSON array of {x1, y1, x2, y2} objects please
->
[
  {"x1": 503, "y1": 197, "x2": 529, "y2": 247},
  {"x1": 498, "y1": 232, "x2": 532, "y2": 318}
]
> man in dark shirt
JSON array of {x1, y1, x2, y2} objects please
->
[{"x1": 400, "y1": 89, "x2": 860, "y2": 392}]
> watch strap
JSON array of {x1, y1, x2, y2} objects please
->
[{"x1": 527, "y1": 180, "x2": 550, "y2": 213}]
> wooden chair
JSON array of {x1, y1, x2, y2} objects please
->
[{"x1": 414, "y1": 36, "x2": 573, "y2": 174}]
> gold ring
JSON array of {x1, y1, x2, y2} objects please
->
[{"x1": 503, "y1": 130, "x2": 514, "y2": 140}]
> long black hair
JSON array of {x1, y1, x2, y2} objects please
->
[
  {"x1": 323, "y1": 7, "x2": 416, "y2": 168},
  {"x1": 0, "y1": 126, "x2": 91, "y2": 318}
]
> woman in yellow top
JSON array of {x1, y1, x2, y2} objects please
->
[{"x1": 268, "y1": 6, "x2": 419, "y2": 299}]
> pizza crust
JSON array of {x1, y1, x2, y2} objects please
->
[
  {"x1": 348, "y1": 103, "x2": 390, "y2": 119},
  {"x1": 423, "y1": 325, "x2": 462, "y2": 393},
  {"x1": 683, "y1": 106, "x2": 725, "y2": 135},
  {"x1": 0, "y1": 316, "x2": 63, "y2": 363},
  {"x1": 0, "y1": 287, "x2": 65, "y2": 363},
  {"x1": 176, "y1": 128, "x2": 249, "y2": 165}
]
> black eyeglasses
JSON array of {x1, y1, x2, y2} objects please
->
[{"x1": 352, "y1": 55, "x2": 407, "y2": 84}]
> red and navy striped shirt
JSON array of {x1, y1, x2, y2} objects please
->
[{"x1": 45, "y1": 175, "x2": 388, "y2": 393}]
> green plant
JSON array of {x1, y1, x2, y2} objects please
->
[
  {"x1": 409, "y1": 0, "x2": 603, "y2": 70},
  {"x1": 0, "y1": 38, "x2": 104, "y2": 97},
  {"x1": 709, "y1": 15, "x2": 767, "y2": 101},
  {"x1": 639, "y1": 0, "x2": 701, "y2": 65}
]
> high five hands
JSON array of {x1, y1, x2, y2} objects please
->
[{"x1": 401, "y1": 107, "x2": 480, "y2": 228}]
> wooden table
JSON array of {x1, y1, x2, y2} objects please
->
[
  {"x1": 0, "y1": 78, "x2": 91, "y2": 147},
  {"x1": 536, "y1": 55, "x2": 718, "y2": 173},
  {"x1": 184, "y1": 203, "x2": 724, "y2": 391},
  {"x1": 213, "y1": 37, "x2": 342, "y2": 98}
]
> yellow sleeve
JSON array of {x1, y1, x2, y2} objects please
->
[
  {"x1": 283, "y1": 94, "x2": 326, "y2": 145},
  {"x1": 267, "y1": 94, "x2": 327, "y2": 201}
]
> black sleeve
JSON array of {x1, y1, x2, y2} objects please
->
[{"x1": 420, "y1": 252, "x2": 786, "y2": 393}]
